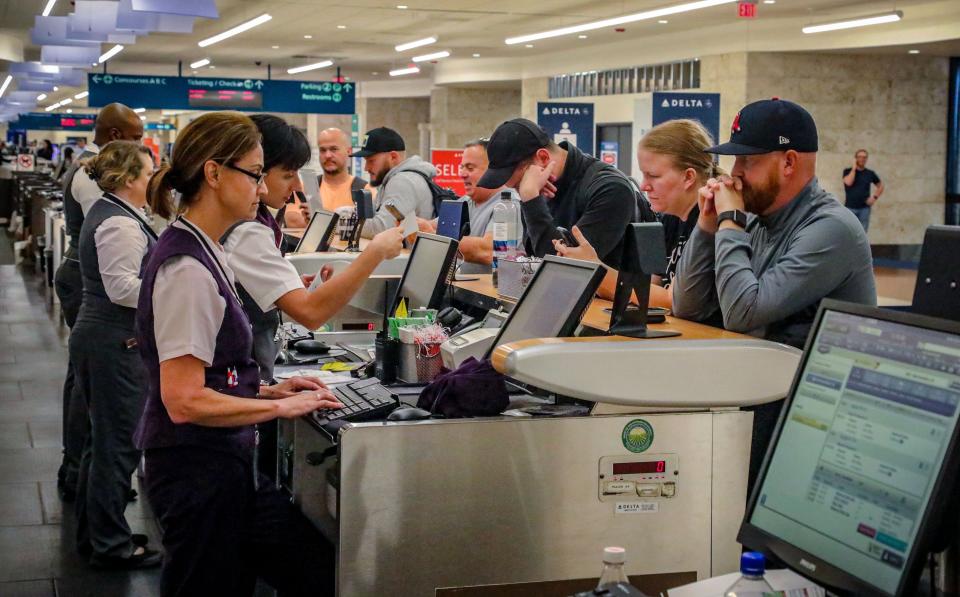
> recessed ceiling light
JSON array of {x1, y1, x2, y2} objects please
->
[
  {"x1": 37, "y1": 94, "x2": 47, "y2": 101},
  {"x1": 412, "y1": 50, "x2": 450, "y2": 62},
  {"x1": 209, "y1": 65, "x2": 215, "y2": 69},
  {"x1": 66, "y1": 108, "x2": 72, "y2": 113},
  {"x1": 287, "y1": 60, "x2": 334, "y2": 75},
  {"x1": 395, "y1": 36, "x2": 437, "y2": 52},
  {"x1": 763, "y1": 0, "x2": 775, "y2": 3},
  {"x1": 578, "y1": 35, "x2": 588, "y2": 39},
  {"x1": 658, "y1": 19, "x2": 669, "y2": 23},
  {"x1": 42, "y1": 0, "x2": 57, "y2": 17},
  {"x1": 198, "y1": 13, "x2": 272, "y2": 47},
  {"x1": 133, "y1": 107, "x2": 146, "y2": 113},
  {"x1": 192, "y1": 70, "x2": 198, "y2": 74},
  {"x1": 304, "y1": 34, "x2": 313, "y2": 39},
  {"x1": 0, "y1": 75, "x2": 12, "y2": 100},
  {"x1": 390, "y1": 66, "x2": 420, "y2": 77},
  {"x1": 397, "y1": 4, "x2": 408, "y2": 8},
  {"x1": 74, "y1": 91, "x2": 88, "y2": 99},
  {"x1": 472, "y1": 53, "x2": 480, "y2": 57},
  {"x1": 98, "y1": 44, "x2": 124, "y2": 64},
  {"x1": 337, "y1": 25, "x2": 347, "y2": 29},
  {"x1": 53, "y1": 86, "x2": 59, "y2": 91},
  {"x1": 909, "y1": 49, "x2": 920, "y2": 54},
  {"x1": 190, "y1": 58, "x2": 211, "y2": 69},
  {"x1": 802, "y1": 10, "x2": 902, "y2": 34},
  {"x1": 140, "y1": 116, "x2": 146, "y2": 121},
  {"x1": 525, "y1": 44, "x2": 534, "y2": 48},
  {"x1": 60, "y1": 98, "x2": 73, "y2": 105},
  {"x1": 372, "y1": 71, "x2": 380, "y2": 75}
]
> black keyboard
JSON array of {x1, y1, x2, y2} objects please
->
[{"x1": 310, "y1": 378, "x2": 398, "y2": 425}]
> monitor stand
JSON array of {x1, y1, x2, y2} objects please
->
[
  {"x1": 345, "y1": 217, "x2": 365, "y2": 252},
  {"x1": 607, "y1": 271, "x2": 680, "y2": 339}
]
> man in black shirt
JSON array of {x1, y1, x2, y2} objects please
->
[
  {"x1": 477, "y1": 118, "x2": 639, "y2": 268},
  {"x1": 842, "y1": 148, "x2": 883, "y2": 232}
]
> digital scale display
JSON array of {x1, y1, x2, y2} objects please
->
[
  {"x1": 613, "y1": 460, "x2": 666, "y2": 475},
  {"x1": 187, "y1": 88, "x2": 263, "y2": 109}
]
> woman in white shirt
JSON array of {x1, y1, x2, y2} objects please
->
[
  {"x1": 68, "y1": 141, "x2": 161, "y2": 569},
  {"x1": 136, "y1": 111, "x2": 342, "y2": 596}
]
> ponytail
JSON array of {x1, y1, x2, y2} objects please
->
[{"x1": 146, "y1": 164, "x2": 178, "y2": 220}]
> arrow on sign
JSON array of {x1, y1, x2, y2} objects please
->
[
  {"x1": 92, "y1": 75, "x2": 101, "y2": 84},
  {"x1": 343, "y1": 83, "x2": 353, "y2": 92},
  {"x1": 255, "y1": 80, "x2": 264, "y2": 89}
]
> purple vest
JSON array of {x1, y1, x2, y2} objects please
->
[
  {"x1": 134, "y1": 225, "x2": 261, "y2": 462},
  {"x1": 256, "y1": 202, "x2": 283, "y2": 248}
]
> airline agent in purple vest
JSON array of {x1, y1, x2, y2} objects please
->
[{"x1": 136, "y1": 112, "x2": 342, "y2": 596}]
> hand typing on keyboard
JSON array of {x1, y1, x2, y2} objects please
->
[
  {"x1": 275, "y1": 390, "x2": 343, "y2": 419},
  {"x1": 310, "y1": 378, "x2": 399, "y2": 425}
]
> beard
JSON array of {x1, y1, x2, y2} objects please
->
[
  {"x1": 741, "y1": 168, "x2": 780, "y2": 215},
  {"x1": 368, "y1": 163, "x2": 391, "y2": 187},
  {"x1": 322, "y1": 160, "x2": 344, "y2": 175}
]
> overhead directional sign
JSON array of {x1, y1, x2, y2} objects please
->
[
  {"x1": 88, "y1": 73, "x2": 355, "y2": 114},
  {"x1": 10, "y1": 112, "x2": 98, "y2": 131}
]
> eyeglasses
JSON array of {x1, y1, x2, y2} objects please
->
[{"x1": 225, "y1": 163, "x2": 266, "y2": 186}]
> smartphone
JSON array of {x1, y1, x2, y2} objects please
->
[
  {"x1": 557, "y1": 226, "x2": 579, "y2": 247},
  {"x1": 384, "y1": 203, "x2": 404, "y2": 221}
]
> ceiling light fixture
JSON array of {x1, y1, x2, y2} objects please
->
[
  {"x1": 395, "y1": 36, "x2": 437, "y2": 52},
  {"x1": 389, "y1": 66, "x2": 420, "y2": 76},
  {"x1": 525, "y1": 44, "x2": 534, "y2": 48},
  {"x1": 74, "y1": 91, "x2": 88, "y2": 99},
  {"x1": 287, "y1": 60, "x2": 334, "y2": 74},
  {"x1": 190, "y1": 58, "x2": 211, "y2": 69},
  {"x1": 658, "y1": 19, "x2": 669, "y2": 23},
  {"x1": 412, "y1": 50, "x2": 450, "y2": 62},
  {"x1": 763, "y1": 0, "x2": 775, "y2": 3},
  {"x1": 578, "y1": 35, "x2": 588, "y2": 39},
  {"x1": 60, "y1": 97, "x2": 73, "y2": 105},
  {"x1": 272, "y1": 45, "x2": 280, "y2": 49},
  {"x1": 472, "y1": 53, "x2": 480, "y2": 57},
  {"x1": 337, "y1": 25, "x2": 347, "y2": 29},
  {"x1": 802, "y1": 10, "x2": 902, "y2": 34},
  {"x1": 198, "y1": 13, "x2": 272, "y2": 47},
  {"x1": 140, "y1": 115, "x2": 146, "y2": 121},
  {"x1": 45, "y1": 102, "x2": 60, "y2": 112},
  {"x1": 98, "y1": 44, "x2": 124, "y2": 63},
  {"x1": 42, "y1": 0, "x2": 57, "y2": 17},
  {"x1": 397, "y1": 5, "x2": 408, "y2": 9},
  {"x1": 66, "y1": 108, "x2": 72, "y2": 113},
  {"x1": 0, "y1": 75, "x2": 11, "y2": 99},
  {"x1": 133, "y1": 107, "x2": 146, "y2": 113},
  {"x1": 53, "y1": 86, "x2": 59, "y2": 91},
  {"x1": 909, "y1": 49, "x2": 920, "y2": 54},
  {"x1": 37, "y1": 93, "x2": 47, "y2": 101},
  {"x1": 304, "y1": 35, "x2": 312, "y2": 39},
  {"x1": 506, "y1": 0, "x2": 736, "y2": 44}
]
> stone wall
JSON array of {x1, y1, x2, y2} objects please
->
[
  {"x1": 729, "y1": 52, "x2": 948, "y2": 244},
  {"x1": 429, "y1": 86, "x2": 522, "y2": 150},
  {"x1": 356, "y1": 96, "x2": 431, "y2": 156}
]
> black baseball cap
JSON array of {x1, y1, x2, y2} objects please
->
[
  {"x1": 349, "y1": 127, "x2": 405, "y2": 158},
  {"x1": 477, "y1": 118, "x2": 551, "y2": 189},
  {"x1": 705, "y1": 98, "x2": 818, "y2": 155}
]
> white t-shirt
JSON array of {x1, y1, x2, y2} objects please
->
[
  {"x1": 93, "y1": 195, "x2": 153, "y2": 308},
  {"x1": 70, "y1": 142, "x2": 102, "y2": 216},
  {"x1": 153, "y1": 219, "x2": 238, "y2": 367},
  {"x1": 222, "y1": 221, "x2": 303, "y2": 313}
]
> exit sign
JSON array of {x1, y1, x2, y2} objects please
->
[{"x1": 738, "y1": 1, "x2": 757, "y2": 18}]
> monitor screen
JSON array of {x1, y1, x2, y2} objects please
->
[
  {"x1": 397, "y1": 234, "x2": 456, "y2": 310},
  {"x1": 746, "y1": 307, "x2": 960, "y2": 595},
  {"x1": 295, "y1": 210, "x2": 337, "y2": 254},
  {"x1": 493, "y1": 257, "x2": 603, "y2": 349}
]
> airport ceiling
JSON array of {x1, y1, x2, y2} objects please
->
[{"x1": 0, "y1": 0, "x2": 957, "y2": 113}]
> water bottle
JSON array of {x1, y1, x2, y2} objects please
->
[
  {"x1": 491, "y1": 190, "x2": 520, "y2": 288},
  {"x1": 724, "y1": 552, "x2": 776, "y2": 596},
  {"x1": 596, "y1": 546, "x2": 629, "y2": 589}
]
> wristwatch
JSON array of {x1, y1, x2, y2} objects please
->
[{"x1": 717, "y1": 210, "x2": 748, "y2": 229}]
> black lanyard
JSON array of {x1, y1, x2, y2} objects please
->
[
  {"x1": 103, "y1": 193, "x2": 159, "y2": 242},
  {"x1": 176, "y1": 216, "x2": 243, "y2": 306}
]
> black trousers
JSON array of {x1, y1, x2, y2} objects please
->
[
  {"x1": 53, "y1": 257, "x2": 88, "y2": 493},
  {"x1": 144, "y1": 446, "x2": 335, "y2": 597},
  {"x1": 70, "y1": 318, "x2": 146, "y2": 557}
]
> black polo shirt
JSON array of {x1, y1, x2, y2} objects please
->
[{"x1": 842, "y1": 167, "x2": 881, "y2": 209}]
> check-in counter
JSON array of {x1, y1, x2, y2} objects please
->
[{"x1": 289, "y1": 271, "x2": 802, "y2": 595}]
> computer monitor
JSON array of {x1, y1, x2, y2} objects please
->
[
  {"x1": 485, "y1": 255, "x2": 606, "y2": 358},
  {"x1": 392, "y1": 233, "x2": 459, "y2": 312},
  {"x1": 912, "y1": 225, "x2": 960, "y2": 322},
  {"x1": 437, "y1": 200, "x2": 470, "y2": 241},
  {"x1": 294, "y1": 209, "x2": 340, "y2": 254},
  {"x1": 608, "y1": 222, "x2": 679, "y2": 339},
  {"x1": 739, "y1": 299, "x2": 960, "y2": 597}
]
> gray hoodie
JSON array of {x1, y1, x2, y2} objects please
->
[{"x1": 361, "y1": 156, "x2": 437, "y2": 238}]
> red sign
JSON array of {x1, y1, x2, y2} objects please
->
[
  {"x1": 17, "y1": 154, "x2": 35, "y2": 171},
  {"x1": 738, "y1": 1, "x2": 756, "y2": 18},
  {"x1": 430, "y1": 149, "x2": 465, "y2": 197}
]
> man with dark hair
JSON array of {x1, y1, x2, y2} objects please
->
[
  {"x1": 54, "y1": 102, "x2": 143, "y2": 502},
  {"x1": 477, "y1": 118, "x2": 638, "y2": 268},
  {"x1": 351, "y1": 127, "x2": 437, "y2": 238},
  {"x1": 842, "y1": 148, "x2": 883, "y2": 232}
]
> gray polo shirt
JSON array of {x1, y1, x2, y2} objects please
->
[
  {"x1": 672, "y1": 177, "x2": 876, "y2": 348},
  {"x1": 460, "y1": 188, "x2": 523, "y2": 275}
]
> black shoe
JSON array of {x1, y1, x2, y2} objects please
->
[
  {"x1": 79, "y1": 534, "x2": 149, "y2": 557},
  {"x1": 89, "y1": 546, "x2": 162, "y2": 570}
]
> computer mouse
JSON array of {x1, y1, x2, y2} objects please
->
[
  {"x1": 293, "y1": 339, "x2": 331, "y2": 354},
  {"x1": 386, "y1": 406, "x2": 432, "y2": 422}
]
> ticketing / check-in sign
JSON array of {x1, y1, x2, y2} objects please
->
[{"x1": 431, "y1": 149, "x2": 465, "y2": 197}]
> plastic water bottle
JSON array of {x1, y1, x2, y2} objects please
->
[
  {"x1": 596, "y1": 546, "x2": 630, "y2": 589},
  {"x1": 724, "y1": 552, "x2": 775, "y2": 596},
  {"x1": 491, "y1": 190, "x2": 520, "y2": 288}
]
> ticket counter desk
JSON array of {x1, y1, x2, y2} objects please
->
[{"x1": 287, "y1": 273, "x2": 802, "y2": 596}]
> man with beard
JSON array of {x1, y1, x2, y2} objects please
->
[
  {"x1": 672, "y1": 98, "x2": 876, "y2": 485},
  {"x1": 351, "y1": 127, "x2": 437, "y2": 238}
]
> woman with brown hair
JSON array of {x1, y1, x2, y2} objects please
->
[
  {"x1": 69, "y1": 140, "x2": 161, "y2": 569},
  {"x1": 135, "y1": 111, "x2": 341, "y2": 596},
  {"x1": 555, "y1": 119, "x2": 721, "y2": 310}
]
